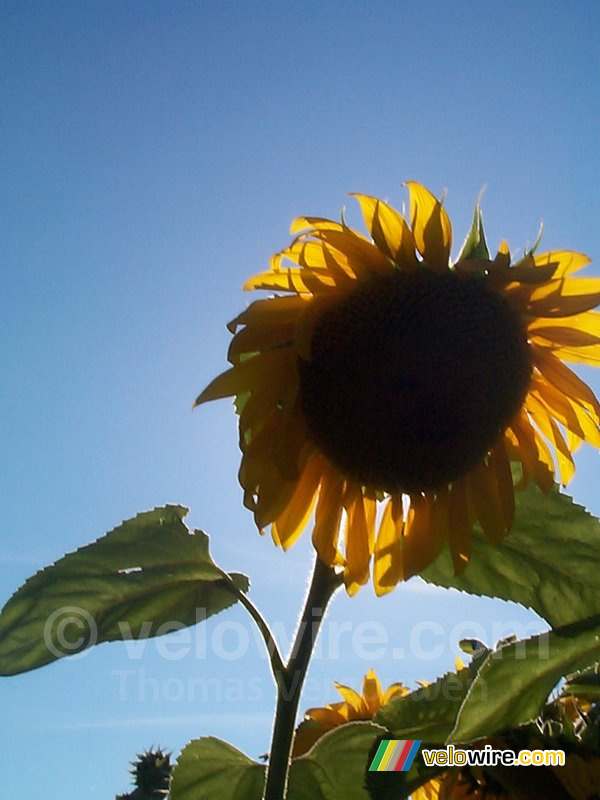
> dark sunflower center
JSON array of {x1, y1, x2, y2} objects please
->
[{"x1": 297, "y1": 268, "x2": 532, "y2": 493}]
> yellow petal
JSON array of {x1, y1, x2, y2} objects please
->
[
  {"x1": 252, "y1": 461, "x2": 299, "y2": 529},
  {"x1": 270, "y1": 403, "x2": 308, "y2": 481},
  {"x1": 238, "y1": 369, "x2": 298, "y2": 437},
  {"x1": 290, "y1": 216, "x2": 350, "y2": 235},
  {"x1": 227, "y1": 320, "x2": 295, "y2": 362},
  {"x1": 286, "y1": 239, "x2": 358, "y2": 285},
  {"x1": 467, "y1": 459, "x2": 507, "y2": 545},
  {"x1": 485, "y1": 254, "x2": 559, "y2": 287},
  {"x1": 508, "y1": 411, "x2": 555, "y2": 492},
  {"x1": 308, "y1": 227, "x2": 392, "y2": 278},
  {"x1": 401, "y1": 494, "x2": 435, "y2": 580},
  {"x1": 307, "y1": 706, "x2": 346, "y2": 727},
  {"x1": 488, "y1": 442, "x2": 515, "y2": 532},
  {"x1": 534, "y1": 250, "x2": 591, "y2": 278},
  {"x1": 227, "y1": 295, "x2": 308, "y2": 334},
  {"x1": 525, "y1": 394, "x2": 575, "y2": 485},
  {"x1": 447, "y1": 480, "x2": 473, "y2": 574},
  {"x1": 194, "y1": 349, "x2": 289, "y2": 406},
  {"x1": 362, "y1": 669, "x2": 383, "y2": 715},
  {"x1": 529, "y1": 313, "x2": 600, "y2": 349},
  {"x1": 406, "y1": 181, "x2": 452, "y2": 271},
  {"x1": 491, "y1": 241, "x2": 511, "y2": 272},
  {"x1": 242, "y1": 407, "x2": 280, "y2": 461},
  {"x1": 531, "y1": 375, "x2": 600, "y2": 442},
  {"x1": 382, "y1": 683, "x2": 409, "y2": 704},
  {"x1": 333, "y1": 682, "x2": 364, "y2": 713},
  {"x1": 350, "y1": 193, "x2": 417, "y2": 269},
  {"x1": 271, "y1": 240, "x2": 329, "y2": 270},
  {"x1": 533, "y1": 347, "x2": 600, "y2": 420},
  {"x1": 312, "y1": 464, "x2": 345, "y2": 567},
  {"x1": 401, "y1": 492, "x2": 448, "y2": 579},
  {"x1": 243, "y1": 268, "x2": 336, "y2": 294},
  {"x1": 343, "y1": 484, "x2": 373, "y2": 593},
  {"x1": 546, "y1": 415, "x2": 576, "y2": 486},
  {"x1": 272, "y1": 455, "x2": 322, "y2": 549},
  {"x1": 373, "y1": 495, "x2": 404, "y2": 595},
  {"x1": 526, "y1": 277, "x2": 600, "y2": 317},
  {"x1": 552, "y1": 343, "x2": 600, "y2": 366}
]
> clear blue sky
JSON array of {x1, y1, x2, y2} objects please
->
[{"x1": 1, "y1": 1, "x2": 599, "y2": 797}]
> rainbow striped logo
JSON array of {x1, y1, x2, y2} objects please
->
[{"x1": 368, "y1": 739, "x2": 422, "y2": 772}]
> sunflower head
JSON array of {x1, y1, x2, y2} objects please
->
[
  {"x1": 196, "y1": 182, "x2": 600, "y2": 594},
  {"x1": 298, "y1": 266, "x2": 532, "y2": 493},
  {"x1": 291, "y1": 669, "x2": 407, "y2": 758}
]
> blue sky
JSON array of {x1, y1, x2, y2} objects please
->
[{"x1": 1, "y1": 1, "x2": 599, "y2": 797}]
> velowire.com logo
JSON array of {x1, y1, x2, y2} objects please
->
[{"x1": 368, "y1": 739, "x2": 422, "y2": 772}]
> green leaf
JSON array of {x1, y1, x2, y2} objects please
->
[
  {"x1": 292, "y1": 722, "x2": 385, "y2": 800},
  {"x1": 456, "y1": 200, "x2": 489, "y2": 261},
  {"x1": 170, "y1": 738, "x2": 264, "y2": 800},
  {"x1": 376, "y1": 617, "x2": 600, "y2": 752},
  {"x1": 0, "y1": 505, "x2": 249, "y2": 675},
  {"x1": 170, "y1": 724, "x2": 384, "y2": 800},
  {"x1": 374, "y1": 660, "x2": 484, "y2": 744},
  {"x1": 451, "y1": 614, "x2": 600, "y2": 742},
  {"x1": 373, "y1": 660, "x2": 492, "y2": 797},
  {"x1": 563, "y1": 665, "x2": 600, "y2": 699},
  {"x1": 422, "y1": 482, "x2": 600, "y2": 627}
]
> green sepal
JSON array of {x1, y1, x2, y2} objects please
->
[{"x1": 456, "y1": 199, "x2": 490, "y2": 262}]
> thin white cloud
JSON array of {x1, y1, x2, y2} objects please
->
[{"x1": 38, "y1": 712, "x2": 272, "y2": 731}]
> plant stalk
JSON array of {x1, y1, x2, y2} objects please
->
[
  {"x1": 221, "y1": 575, "x2": 286, "y2": 678},
  {"x1": 262, "y1": 556, "x2": 342, "y2": 800}
]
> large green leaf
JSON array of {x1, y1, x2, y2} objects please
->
[
  {"x1": 377, "y1": 615, "x2": 600, "y2": 748},
  {"x1": 170, "y1": 724, "x2": 385, "y2": 800},
  {"x1": 0, "y1": 505, "x2": 249, "y2": 675},
  {"x1": 170, "y1": 738, "x2": 264, "y2": 800},
  {"x1": 374, "y1": 619, "x2": 600, "y2": 792},
  {"x1": 291, "y1": 722, "x2": 385, "y2": 800},
  {"x1": 450, "y1": 614, "x2": 600, "y2": 742},
  {"x1": 373, "y1": 660, "x2": 489, "y2": 797},
  {"x1": 374, "y1": 659, "x2": 484, "y2": 744},
  {"x1": 422, "y1": 482, "x2": 600, "y2": 627}
]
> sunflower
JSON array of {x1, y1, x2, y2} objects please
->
[
  {"x1": 295, "y1": 672, "x2": 600, "y2": 799},
  {"x1": 292, "y1": 668, "x2": 503, "y2": 799},
  {"x1": 291, "y1": 668, "x2": 407, "y2": 758},
  {"x1": 196, "y1": 182, "x2": 600, "y2": 594}
]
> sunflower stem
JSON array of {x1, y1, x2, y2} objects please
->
[
  {"x1": 220, "y1": 576, "x2": 286, "y2": 679},
  {"x1": 262, "y1": 556, "x2": 342, "y2": 800}
]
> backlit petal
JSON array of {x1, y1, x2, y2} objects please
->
[
  {"x1": 406, "y1": 181, "x2": 452, "y2": 271},
  {"x1": 350, "y1": 193, "x2": 417, "y2": 270}
]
